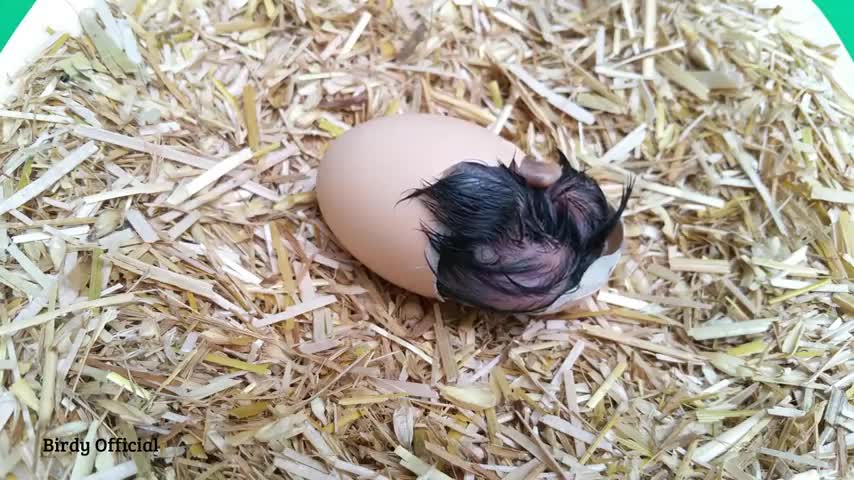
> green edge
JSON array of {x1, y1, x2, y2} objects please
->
[
  {"x1": 813, "y1": 0, "x2": 853, "y2": 61},
  {"x1": 0, "y1": 0, "x2": 38, "y2": 51},
  {"x1": 0, "y1": 1, "x2": 851, "y2": 60}
]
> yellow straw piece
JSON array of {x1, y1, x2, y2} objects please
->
[{"x1": 203, "y1": 353, "x2": 270, "y2": 375}]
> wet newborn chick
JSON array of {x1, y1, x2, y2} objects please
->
[{"x1": 403, "y1": 152, "x2": 632, "y2": 313}]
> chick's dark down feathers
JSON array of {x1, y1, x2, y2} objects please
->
[{"x1": 402, "y1": 153, "x2": 632, "y2": 313}]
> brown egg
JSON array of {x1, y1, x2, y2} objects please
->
[
  {"x1": 316, "y1": 113, "x2": 522, "y2": 298},
  {"x1": 317, "y1": 113, "x2": 625, "y2": 313}
]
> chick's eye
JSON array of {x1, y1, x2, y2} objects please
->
[{"x1": 474, "y1": 245, "x2": 499, "y2": 263}]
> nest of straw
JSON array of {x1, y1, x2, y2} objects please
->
[{"x1": 0, "y1": 0, "x2": 853, "y2": 478}]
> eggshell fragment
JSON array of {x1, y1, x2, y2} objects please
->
[
  {"x1": 539, "y1": 223, "x2": 624, "y2": 314},
  {"x1": 316, "y1": 113, "x2": 521, "y2": 298}
]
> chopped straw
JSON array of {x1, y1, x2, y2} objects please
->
[{"x1": 0, "y1": 0, "x2": 852, "y2": 479}]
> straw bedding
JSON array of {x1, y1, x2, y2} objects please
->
[{"x1": 0, "y1": 0, "x2": 852, "y2": 479}]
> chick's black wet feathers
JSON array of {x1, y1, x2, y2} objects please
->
[{"x1": 402, "y1": 153, "x2": 633, "y2": 313}]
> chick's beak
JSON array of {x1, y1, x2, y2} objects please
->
[{"x1": 517, "y1": 155, "x2": 563, "y2": 189}]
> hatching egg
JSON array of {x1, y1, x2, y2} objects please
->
[
  {"x1": 317, "y1": 113, "x2": 519, "y2": 298},
  {"x1": 317, "y1": 113, "x2": 625, "y2": 314}
]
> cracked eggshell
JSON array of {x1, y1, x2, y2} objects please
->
[
  {"x1": 538, "y1": 222, "x2": 624, "y2": 314},
  {"x1": 317, "y1": 113, "x2": 521, "y2": 298}
]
